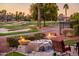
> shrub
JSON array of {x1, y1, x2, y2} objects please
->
[
  {"x1": 26, "y1": 33, "x2": 46, "y2": 41},
  {"x1": 74, "y1": 24, "x2": 79, "y2": 36},
  {"x1": 34, "y1": 33, "x2": 46, "y2": 39},
  {"x1": 62, "y1": 28, "x2": 74, "y2": 37},
  {"x1": 7, "y1": 37, "x2": 19, "y2": 48},
  {"x1": 64, "y1": 40, "x2": 76, "y2": 46},
  {"x1": 26, "y1": 36, "x2": 36, "y2": 41}
]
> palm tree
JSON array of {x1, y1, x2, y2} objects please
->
[
  {"x1": 19, "y1": 12, "x2": 23, "y2": 21},
  {"x1": 15, "y1": 11, "x2": 20, "y2": 21},
  {"x1": 37, "y1": 3, "x2": 42, "y2": 28},
  {"x1": 22, "y1": 12, "x2": 25, "y2": 21},
  {"x1": 1, "y1": 10, "x2": 7, "y2": 22},
  {"x1": 63, "y1": 4, "x2": 69, "y2": 17},
  {"x1": 2, "y1": 10, "x2": 7, "y2": 15},
  {"x1": 0, "y1": 11, "x2": 2, "y2": 21}
]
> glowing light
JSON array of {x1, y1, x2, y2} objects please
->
[
  {"x1": 20, "y1": 36, "x2": 26, "y2": 42},
  {"x1": 18, "y1": 36, "x2": 30, "y2": 45},
  {"x1": 47, "y1": 33, "x2": 52, "y2": 39},
  {"x1": 47, "y1": 33, "x2": 57, "y2": 39}
]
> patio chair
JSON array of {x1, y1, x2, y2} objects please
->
[{"x1": 51, "y1": 39, "x2": 71, "y2": 56}]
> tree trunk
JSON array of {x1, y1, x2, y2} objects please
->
[
  {"x1": 37, "y1": 5, "x2": 41, "y2": 28},
  {"x1": 65, "y1": 9, "x2": 67, "y2": 17}
]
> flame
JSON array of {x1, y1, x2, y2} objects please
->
[
  {"x1": 48, "y1": 33, "x2": 51, "y2": 37},
  {"x1": 47, "y1": 33, "x2": 57, "y2": 39},
  {"x1": 18, "y1": 36, "x2": 30, "y2": 45},
  {"x1": 47, "y1": 33, "x2": 52, "y2": 39},
  {"x1": 20, "y1": 36, "x2": 26, "y2": 42}
]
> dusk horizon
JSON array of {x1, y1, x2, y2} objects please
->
[
  {"x1": 0, "y1": 3, "x2": 79, "y2": 56},
  {"x1": 0, "y1": 3, "x2": 79, "y2": 16}
]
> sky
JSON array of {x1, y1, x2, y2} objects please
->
[{"x1": 0, "y1": 3, "x2": 79, "y2": 16}]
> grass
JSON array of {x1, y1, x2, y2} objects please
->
[
  {"x1": 0, "y1": 31, "x2": 28, "y2": 36},
  {"x1": 0, "y1": 29, "x2": 38, "y2": 36},
  {"x1": 0, "y1": 21, "x2": 56, "y2": 30},
  {"x1": 0, "y1": 24, "x2": 28, "y2": 31},
  {"x1": 64, "y1": 39, "x2": 76, "y2": 46},
  {"x1": 0, "y1": 21, "x2": 55, "y2": 36},
  {"x1": 5, "y1": 52, "x2": 26, "y2": 56}
]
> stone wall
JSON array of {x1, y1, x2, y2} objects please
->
[{"x1": 0, "y1": 36, "x2": 10, "y2": 53}]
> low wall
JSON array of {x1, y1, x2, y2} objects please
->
[{"x1": 0, "y1": 36, "x2": 11, "y2": 53}]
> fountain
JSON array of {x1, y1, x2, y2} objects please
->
[{"x1": 17, "y1": 36, "x2": 31, "y2": 53}]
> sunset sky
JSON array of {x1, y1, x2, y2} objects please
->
[{"x1": 0, "y1": 3, "x2": 79, "y2": 16}]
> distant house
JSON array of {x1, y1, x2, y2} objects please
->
[
  {"x1": 58, "y1": 14, "x2": 69, "y2": 22},
  {"x1": 58, "y1": 14, "x2": 70, "y2": 34},
  {"x1": 58, "y1": 14, "x2": 70, "y2": 28}
]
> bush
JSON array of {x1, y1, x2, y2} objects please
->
[
  {"x1": 26, "y1": 36, "x2": 37, "y2": 41},
  {"x1": 34, "y1": 33, "x2": 46, "y2": 39},
  {"x1": 70, "y1": 20, "x2": 79, "y2": 28},
  {"x1": 62, "y1": 28, "x2": 74, "y2": 37},
  {"x1": 64, "y1": 40, "x2": 76, "y2": 46},
  {"x1": 74, "y1": 24, "x2": 79, "y2": 36},
  {"x1": 26, "y1": 33, "x2": 46, "y2": 41},
  {"x1": 7, "y1": 37, "x2": 19, "y2": 48}
]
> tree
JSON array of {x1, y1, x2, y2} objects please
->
[
  {"x1": 63, "y1": 4, "x2": 69, "y2": 16},
  {"x1": 6, "y1": 12, "x2": 14, "y2": 21},
  {"x1": 1, "y1": 9, "x2": 7, "y2": 15},
  {"x1": 70, "y1": 12, "x2": 79, "y2": 20},
  {"x1": 30, "y1": 3, "x2": 42, "y2": 27},
  {"x1": 15, "y1": 11, "x2": 21, "y2": 21},
  {"x1": 0, "y1": 11, "x2": 2, "y2": 21},
  {"x1": 21, "y1": 12, "x2": 25, "y2": 21},
  {"x1": 73, "y1": 25, "x2": 79, "y2": 36},
  {"x1": 16, "y1": 12, "x2": 26, "y2": 21},
  {"x1": 26, "y1": 14, "x2": 32, "y2": 21},
  {"x1": 1, "y1": 10, "x2": 7, "y2": 21},
  {"x1": 0, "y1": 10, "x2": 30, "y2": 22},
  {"x1": 70, "y1": 12, "x2": 79, "y2": 28},
  {"x1": 30, "y1": 3, "x2": 58, "y2": 27}
]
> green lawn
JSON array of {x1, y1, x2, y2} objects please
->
[
  {"x1": 5, "y1": 52, "x2": 26, "y2": 56},
  {"x1": 64, "y1": 40, "x2": 76, "y2": 46},
  {"x1": 0, "y1": 24, "x2": 28, "y2": 31},
  {"x1": 0, "y1": 21, "x2": 56, "y2": 30},
  {"x1": 0, "y1": 21, "x2": 56, "y2": 36},
  {"x1": 0, "y1": 29, "x2": 38, "y2": 36},
  {"x1": 0, "y1": 31, "x2": 28, "y2": 36}
]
